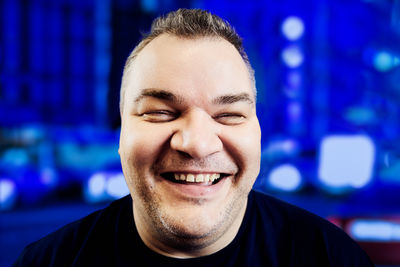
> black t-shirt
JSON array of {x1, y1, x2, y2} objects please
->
[{"x1": 13, "y1": 190, "x2": 374, "y2": 266}]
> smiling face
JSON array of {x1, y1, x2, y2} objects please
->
[{"x1": 119, "y1": 34, "x2": 261, "y2": 258}]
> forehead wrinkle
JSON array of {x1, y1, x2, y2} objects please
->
[
  {"x1": 134, "y1": 88, "x2": 185, "y2": 104},
  {"x1": 212, "y1": 93, "x2": 254, "y2": 106}
]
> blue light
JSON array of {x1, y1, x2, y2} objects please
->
[
  {"x1": 395, "y1": 57, "x2": 400, "y2": 65},
  {"x1": 364, "y1": 47, "x2": 400, "y2": 72},
  {"x1": 0, "y1": 178, "x2": 17, "y2": 210},
  {"x1": 380, "y1": 154, "x2": 400, "y2": 183},
  {"x1": 287, "y1": 101, "x2": 302, "y2": 121},
  {"x1": 350, "y1": 219, "x2": 400, "y2": 242},
  {"x1": 140, "y1": 0, "x2": 158, "y2": 13},
  {"x1": 1, "y1": 148, "x2": 30, "y2": 167},
  {"x1": 287, "y1": 71, "x2": 302, "y2": 89},
  {"x1": 106, "y1": 173, "x2": 129, "y2": 198},
  {"x1": 262, "y1": 139, "x2": 300, "y2": 160},
  {"x1": 283, "y1": 71, "x2": 302, "y2": 99},
  {"x1": 281, "y1": 45, "x2": 304, "y2": 68},
  {"x1": 373, "y1": 51, "x2": 400, "y2": 72},
  {"x1": 281, "y1": 16, "x2": 305, "y2": 41},
  {"x1": 40, "y1": 167, "x2": 58, "y2": 187},
  {"x1": 84, "y1": 171, "x2": 128, "y2": 203},
  {"x1": 88, "y1": 173, "x2": 107, "y2": 197},
  {"x1": 318, "y1": 135, "x2": 375, "y2": 191},
  {"x1": 266, "y1": 139, "x2": 299, "y2": 154},
  {"x1": 344, "y1": 106, "x2": 376, "y2": 125},
  {"x1": 268, "y1": 164, "x2": 302, "y2": 192}
]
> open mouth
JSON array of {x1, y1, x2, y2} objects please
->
[{"x1": 161, "y1": 172, "x2": 229, "y2": 185}]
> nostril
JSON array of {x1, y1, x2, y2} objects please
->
[{"x1": 176, "y1": 150, "x2": 193, "y2": 159}]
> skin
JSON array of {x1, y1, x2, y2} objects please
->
[{"x1": 119, "y1": 34, "x2": 261, "y2": 258}]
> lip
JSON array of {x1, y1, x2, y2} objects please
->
[{"x1": 157, "y1": 173, "x2": 232, "y2": 199}]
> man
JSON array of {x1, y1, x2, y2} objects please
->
[{"x1": 14, "y1": 8, "x2": 373, "y2": 266}]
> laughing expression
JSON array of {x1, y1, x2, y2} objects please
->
[{"x1": 119, "y1": 34, "x2": 261, "y2": 258}]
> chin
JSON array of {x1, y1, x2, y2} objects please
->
[
  {"x1": 161, "y1": 210, "x2": 217, "y2": 236},
  {"x1": 159, "y1": 218, "x2": 222, "y2": 251},
  {"x1": 157, "y1": 201, "x2": 234, "y2": 247}
]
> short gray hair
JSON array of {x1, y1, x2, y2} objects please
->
[{"x1": 120, "y1": 8, "x2": 255, "y2": 113}]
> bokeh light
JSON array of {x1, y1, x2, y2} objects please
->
[{"x1": 281, "y1": 16, "x2": 305, "y2": 41}]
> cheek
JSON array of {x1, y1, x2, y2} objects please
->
[
  {"x1": 241, "y1": 125, "x2": 261, "y2": 152},
  {"x1": 222, "y1": 120, "x2": 261, "y2": 175},
  {"x1": 119, "y1": 121, "x2": 173, "y2": 200},
  {"x1": 119, "y1": 121, "x2": 171, "y2": 167}
]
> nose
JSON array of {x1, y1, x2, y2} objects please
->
[{"x1": 170, "y1": 110, "x2": 223, "y2": 159}]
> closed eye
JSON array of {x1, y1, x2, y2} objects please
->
[
  {"x1": 140, "y1": 110, "x2": 178, "y2": 122},
  {"x1": 213, "y1": 113, "x2": 246, "y2": 125}
]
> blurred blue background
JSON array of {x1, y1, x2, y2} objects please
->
[{"x1": 1, "y1": 0, "x2": 400, "y2": 266}]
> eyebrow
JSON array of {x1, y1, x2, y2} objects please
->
[
  {"x1": 212, "y1": 93, "x2": 254, "y2": 106},
  {"x1": 134, "y1": 88, "x2": 254, "y2": 106},
  {"x1": 134, "y1": 88, "x2": 184, "y2": 104}
]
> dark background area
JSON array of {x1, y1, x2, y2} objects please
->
[{"x1": 1, "y1": 0, "x2": 400, "y2": 266}]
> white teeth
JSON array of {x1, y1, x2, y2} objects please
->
[
  {"x1": 210, "y1": 173, "x2": 220, "y2": 182},
  {"x1": 187, "y1": 174, "x2": 195, "y2": 182},
  {"x1": 172, "y1": 173, "x2": 221, "y2": 183},
  {"x1": 195, "y1": 174, "x2": 204, "y2": 182}
]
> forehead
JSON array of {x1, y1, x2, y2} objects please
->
[{"x1": 123, "y1": 34, "x2": 254, "y2": 104}]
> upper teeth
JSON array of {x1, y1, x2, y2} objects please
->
[{"x1": 173, "y1": 173, "x2": 220, "y2": 183}]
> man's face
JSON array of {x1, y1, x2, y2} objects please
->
[{"x1": 119, "y1": 34, "x2": 261, "y2": 256}]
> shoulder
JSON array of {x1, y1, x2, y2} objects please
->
[
  {"x1": 250, "y1": 189, "x2": 343, "y2": 233},
  {"x1": 249, "y1": 190, "x2": 334, "y2": 229},
  {"x1": 13, "y1": 195, "x2": 132, "y2": 267},
  {"x1": 247, "y1": 190, "x2": 374, "y2": 266}
]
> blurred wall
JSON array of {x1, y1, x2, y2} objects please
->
[{"x1": 1, "y1": 0, "x2": 400, "y2": 266}]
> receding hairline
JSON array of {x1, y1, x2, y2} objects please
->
[
  {"x1": 119, "y1": 8, "x2": 256, "y2": 114},
  {"x1": 124, "y1": 34, "x2": 237, "y2": 77},
  {"x1": 120, "y1": 34, "x2": 256, "y2": 114}
]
